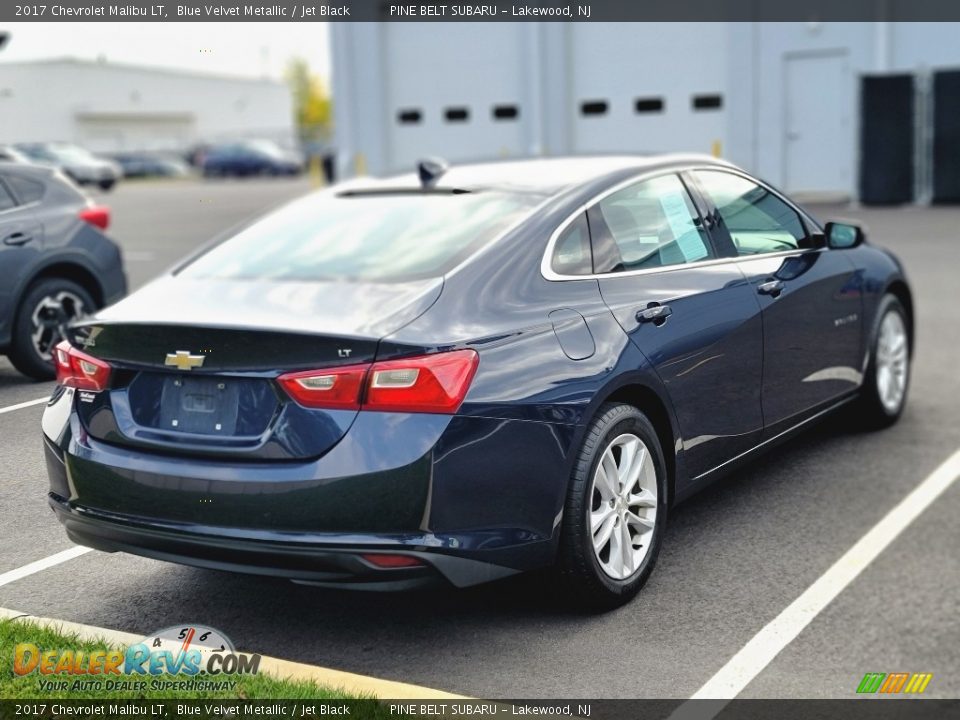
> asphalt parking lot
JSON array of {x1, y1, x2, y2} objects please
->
[{"x1": 0, "y1": 178, "x2": 957, "y2": 700}]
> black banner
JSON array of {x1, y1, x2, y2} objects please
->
[{"x1": 9, "y1": 0, "x2": 960, "y2": 23}]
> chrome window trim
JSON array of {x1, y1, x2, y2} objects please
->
[{"x1": 540, "y1": 164, "x2": 822, "y2": 282}]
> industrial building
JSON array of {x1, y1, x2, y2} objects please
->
[
  {"x1": 331, "y1": 22, "x2": 960, "y2": 199},
  {"x1": 0, "y1": 58, "x2": 296, "y2": 153}
]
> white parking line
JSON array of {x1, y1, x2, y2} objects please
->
[
  {"x1": 689, "y1": 447, "x2": 960, "y2": 703},
  {"x1": 0, "y1": 546, "x2": 91, "y2": 588},
  {"x1": 0, "y1": 397, "x2": 49, "y2": 415}
]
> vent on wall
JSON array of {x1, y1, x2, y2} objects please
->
[
  {"x1": 580, "y1": 100, "x2": 609, "y2": 116},
  {"x1": 692, "y1": 94, "x2": 723, "y2": 111},
  {"x1": 635, "y1": 97, "x2": 665, "y2": 113},
  {"x1": 397, "y1": 109, "x2": 422, "y2": 125},
  {"x1": 445, "y1": 107, "x2": 470, "y2": 122},
  {"x1": 493, "y1": 104, "x2": 519, "y2": 120}
]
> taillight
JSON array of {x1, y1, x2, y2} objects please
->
[
  {"x1": 364, "y1": 350, "x2": 479, "y2": 414},
  {"x1": 78, "y1": 205, "x2": 110, "y2": 230},
  {"x1": 277, "y1": 349, "x2": 478, "y2": 415},
  {"x1": 53, "y1": 340, "x2": 112, "y2": 391},
  {"x1": 276, "y1": 364, "x2": 368, "y2": 410}
]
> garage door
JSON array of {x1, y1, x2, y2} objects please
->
[{"x1": 75, "y1": 113, "x2": 195, "y2": 153}]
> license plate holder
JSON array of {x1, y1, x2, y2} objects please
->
[{"x1": 159, "y1": 376, "x2": 240, "y2": 435}]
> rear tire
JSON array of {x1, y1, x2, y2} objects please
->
[
  {"x1": 8, "y1": 278, "x2": 95, "y2": 380},
  {"x1": 98, "y1": 179, "x2": 115, "y2": 191},
  {"x1": 557, "y1": 403, "x2": 668, "y2": 610},
  {"x1": 854, "y1": 294, "x2": 911, "y2": 429}
]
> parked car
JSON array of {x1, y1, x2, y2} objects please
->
[
  {"x1": 201, "y1": 140, "x2": 303, "y2": 178},
  {"x1": 0, "y1": 162, "x2": 126, "y2": 379},
  {"x1": 13, "y1": 143, "x2": 123, "y2": 191},
  {"x1": 107, "y1": 152, "x2": 190, "y2": 179},
  {"x1": 43, "y1": 155, "x2": 911, "y2": 608},
  {"x1": 0, "y1": 145, "x2": 35, "y2": 164}
]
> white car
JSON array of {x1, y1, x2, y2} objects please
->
[{"x1": 13, "y1": 142, "x2": 123, "y2": 191}]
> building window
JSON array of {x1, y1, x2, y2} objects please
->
[
  {"x1": 580, "y1": 100, "x2": 609, "y2": 116},
  {"x1": 635, "y1": 97, "x2": 665, "y2": 114},
  {"x1": 692, "y1": 94, "x2": 723, "y2": 111},
  {"x1": 397, "y1": 109, "x2": 422, "y2": 125},
  {"x1": 493, "y1": 104, "x2": 519, "y2": 120},
  {"x1": 445, "y1": 107, "x2": 470, "y2": 122}
]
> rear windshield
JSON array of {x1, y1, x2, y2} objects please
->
[{"x1": 179, "y1": 191, "x2": 540, "y2": 282}]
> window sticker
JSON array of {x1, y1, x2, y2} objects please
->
[{"x1": 658, "y1": 192, "x2": 709, "y2": 262}]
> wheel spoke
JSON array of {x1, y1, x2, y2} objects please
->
[
  {"x1": 593, "y1": 513, "x2": 616, "y2": 555},
  {"x1": 619, "y1": 443, "x2": 646, "y2": 497},
  {"x1": 591, "y1": 505, "x2": 614, "y2": 533},
  {"x1": 607, "y1": 519, "x2": 625, "y2": 575},
  {"x1": 620, "y1": 520, "x2": 634, "y2": 575},
  {"x1": 626, "y1": 487, "x2": 656, "y2": 508},
  {"x1": 625, "y1": 509, "x2": 656, "y2": 531},
  {"x1": 596, "y1": 450, "x2": 619, "y2": 500}
]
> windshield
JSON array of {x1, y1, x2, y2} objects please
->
[
  {"x1": 245, "y1": 140, "x2": 287, "y2": 158},
  {"x1": 49, "y1": 144, "x2": 97, "y2": 162},
  {"x1": 179, "y1": 191, "x2": 541, "y2": 282}
]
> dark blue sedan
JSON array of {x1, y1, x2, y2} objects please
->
[{"x1": 42, "y1": 156, "x2": 912, "y2": 607}]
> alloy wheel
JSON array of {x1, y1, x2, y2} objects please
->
[
  {"x1": 30, "y1": 291, "x2": 86, "y2": 361},
  {"x1": 875, "y1": 310, "x2": 908, "y2": 414},
  {"x1": 589, "y1": 433, "x2": 658, "y2": 580}
]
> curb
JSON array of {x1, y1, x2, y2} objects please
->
[{"x1": 1, "y1": 607, "x2": 466, "y2": 700}]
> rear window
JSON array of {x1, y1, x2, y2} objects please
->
[{"x1": 180, "y1": 191, "x2": 541, "y2": 282}]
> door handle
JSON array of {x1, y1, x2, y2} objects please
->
[
  {"x1": 3, "y1": 232, "x2": 33, "y2": 246},
  {"x1": 636, "y1": 304, "x2": 672, "y2": 325},
  {"x1": 758, "y1": 279, "x2": 785, "y2": 297}
]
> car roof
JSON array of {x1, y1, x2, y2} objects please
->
[
  {"x1": 344, "y1": 154, "x2": 737, "y2": 196},
  {"x1": 0, "y1": 160, "x2": 62, "y2": 181}
]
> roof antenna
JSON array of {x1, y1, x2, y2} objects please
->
[{"x1": 417, "y1": 157, "x2": 448, "y2": 188}]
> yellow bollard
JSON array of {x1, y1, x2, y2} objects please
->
[
  {"x1": 309, "y1": 155, "x2": 325, "y2": 188},
  {"x1": 711, "y1": 140, "x2": 722, "y2": 158},
  {"x1": 354, "y1": 152, "x2": 367, "y2": 177}
]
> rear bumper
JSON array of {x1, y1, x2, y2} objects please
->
[
  {"x1": 43, "y1": 387, "x2": 574, "y2": 588},
  {"x1": 48, "y1": 493, "x2": 517, "y2": 590}
]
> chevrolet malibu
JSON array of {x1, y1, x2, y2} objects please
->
[{"x1": 43, "y1": 156, "x2": 912, "y2": 607}]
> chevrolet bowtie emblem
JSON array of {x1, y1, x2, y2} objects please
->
[{"x1": 165, "y1": 350, "x2": 205, "y2": 371}]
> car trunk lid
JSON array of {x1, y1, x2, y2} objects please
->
[{"x1": 68, "y1": 275, "x2": 442, "y2": 460}]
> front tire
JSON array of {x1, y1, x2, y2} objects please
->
[
  {"x1": 8, "y1": 278, "x2": 95, "y2": 380},
  {"x1": 557, "y1": 403, "x2": 668, "y2": 610},
  {"x1": 855, "y1": 294, "x2": 911, "y2": 429}
]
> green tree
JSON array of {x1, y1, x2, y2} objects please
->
[{"x1": 285, "y1": 57, "x2": 332, "y2": 143}]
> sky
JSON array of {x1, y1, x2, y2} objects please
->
[{"x1": 0, "y1": 23, "x2": 331, "y2": 82}]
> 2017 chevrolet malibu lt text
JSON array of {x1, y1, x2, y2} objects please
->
[{"x1": 42, "y1": 156, "x2": 912, "y2": 608}]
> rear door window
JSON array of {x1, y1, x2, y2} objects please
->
[{"x1": 590, "y1": 174, "x2": 713, "y2": 273}]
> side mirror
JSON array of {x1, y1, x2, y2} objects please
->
[{"x1": 824, "y1": 221, "x2": 865, "y2": 249}]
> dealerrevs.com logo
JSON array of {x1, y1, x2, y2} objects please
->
[{"x1": 13, "y1": 625, "x2": 260, "y2": 693}]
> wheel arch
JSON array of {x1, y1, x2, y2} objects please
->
[
  {"x1": 599, "y1": 383, "x2": 679, "y2": 505},
  {"x1": 885, "y1": 279, "x2": 914, "y2": 356},
  {"x1": 20, "y1": 260, "x2": 106, "y2": 309}
]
